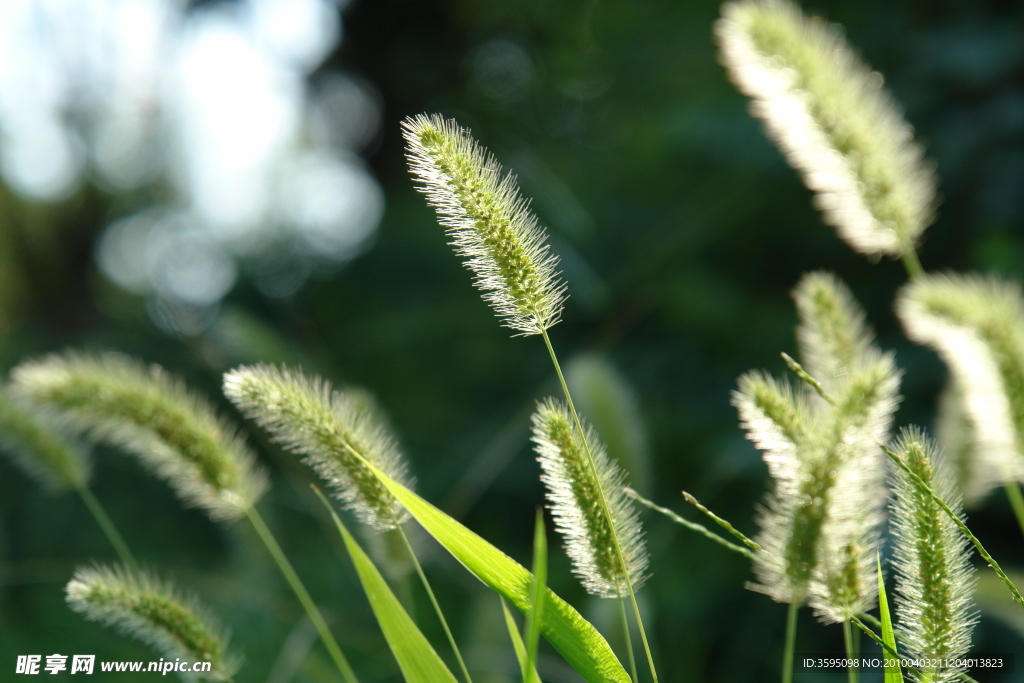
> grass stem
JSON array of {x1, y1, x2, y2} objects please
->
[
  {"x1": 901, "y1": 248, "x2": 925, "y2": 281},
  {"x1": 625, "y1": 487, "x2": 755, "y2": 560},
  {"x1": 397, "y1": 525, "x2": 473, "y2": 683},
  {"x1": 618, "y1": 596, "x2": 638, "y2": 683},
  {"x1": 843, "y1": 620, "x2": 858, "y2": 683},
  {"x1": 541, "y1": 328, "x2": 659, "y2": 683},
  {"x1": 76, "y1": 484, "x2": 138, "y2": 572},
  {"x1": 245, "y1": 506, "x2": 358, "y2": 683},
  {"x1": 782, "y1": 602, "x2": 798, "y2": 683},
  {"x1": 680, "y1": 490, "x2": 762, "y2": 553}
]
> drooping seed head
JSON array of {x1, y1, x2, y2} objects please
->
[
  {"x1": 716, "y1": 0, "x2": 936, "y2": 259},
  {"x1": 889, "y1": 428, "x2": 976, "y2": 682},
  {"x1": 66, "y1": 563, "x2": 239, "y2": 680},
  {"x1": 402, "y1": 114, "x2": 566, "y2": 336},
  {"x1": 10, "y1": 352, "x2": 267, "y2": 521},
  {"x1": 794, "y1": 271, "x2": 873, "y2": 392},
  {"x1": 0, "y1": 388, "x2": 90, "y2": 492},
  {"x1": 531, "y1": 398, "x2": 647, "y2": 598},
  {"x1": 896, "y1": 273, "x2": 1024, "y2": 500},
  {"x1": 223, "y1": 364, "x2": 412, "y2": 530}
]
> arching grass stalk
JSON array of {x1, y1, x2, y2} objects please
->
[
  {"x1": 244, "y1": 506, "x2": 358, "y2": 683},
  {"x1": 224, "y1": 365, "x2": 472, "y2": 683},
  {"x1": 0, "y1": 389, "x2": 138, "y2": 570},
  {"x1": 75, "y1": 484, "x2": 138, "y2": 572},
  {"x1": 541, "y1": 328, "x2": 658, "y2": 683},
  {"x1": 842, "y1": 620, "x2": 858, "y2": 683},
  {"x1": 625, "y1": 487, "x2": 756, "y2": 560}
]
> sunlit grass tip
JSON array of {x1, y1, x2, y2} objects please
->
[
  {"x1": 66, "y1": 563, "x2": 240, "y2": 680},
  {"x1": 223, "y1": 363, "x2": 413, "y2": 530},
  {"x1": 889, "y1": 428, "x2": 976, "y2": 682},
  {"x1": 794, "y1": 271, "x2": 873, "y2": 393},
  {"x1": 402, "y1": 113, "x2": 567, "y2": 336},
  {"x1": 530, "y1": 398, "x2": 648, "y2": 598},
  {"x1": 10, "y1": 351, "x2": 267, "y2": 521},
  {"x1": 896, "y1": 273, "x2": 1024, "y2": 499},
  {"x1": 715, "y1": 0, "x2": 936, "y2": 259},
  {"x1": 0, "y1": 387, "x2": 90, "y2": 492}
]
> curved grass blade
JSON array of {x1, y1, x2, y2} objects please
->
[
  {"x1": 877, "y1": 556, "x2": 904, "y2": 683},
  {"x1": 316, "y1": 489, "x2": 458, "y2": 683},
  {"x1": 502, "y1": 600, "x2": 541, "y2": 683},
  {"x1": 362, "y1": 458, "x2": 630, "y2": 683},
  {"x1": 525, "y1": 511, "x2": 547, "y2": 683}
]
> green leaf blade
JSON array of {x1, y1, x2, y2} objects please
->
[
  {"x1": 877, "y1": 556, "x2": 904, "y2": 683},
  {"x1": 327, "y1": 500, "x2": 458, "y2": 683},
  {"x1": 370, "y1": 461, "x2": 631, "y2": 683},
  {"x1": 502, "y1": 600, "x2": 541, "y2": 683}
]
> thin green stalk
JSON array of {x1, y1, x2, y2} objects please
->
[
  {"x1": 843, "y1": 620, "x2": 858, "y2": 683},
  {"x1": 680, "y1": 490, "x2": 762, "y2": 553},
  {"x1": 397, "y1": 525, "x2": 473, "y2": 683},
  {"x1": 540, "y1": 328, "x2": 659, "y2": 683},
  {"x1": 850, "y1": 616, "x2": 893, "y2": 657},
  {"x1": 245, "y1": 507, "x2": 358, "y2": 683},
  {"x1": 900, "y1": 248, "x2": 924, "y2": 281},
  {"x1": 76, "y1": 484, "x2": 138, "y2": 572},
  {"x1": 1002, "y1": 482, "x2": 1024, "y2": 540},
  {"x1": 524, "y1": 512, "x2": 546, "y2": 683},
  {"x1": 782, "y1": 602, "x2": 798, "y2": 683},
  {"x1": 780, "y1": 352, "x2": 834, "y2": 405},
  {"x1": 883, "y1": 445, "x2": 1024, "y2": 610},
  {"x1": 618, "y1": 596, "x2": 638, "y2": 683},
  {"x1": 625, "y1": 487, "x2": 755, "y2": 560}
]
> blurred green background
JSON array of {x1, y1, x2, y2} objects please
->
[{"x1": 1, "y1": 0, "x2": 1023, "y2": 680}]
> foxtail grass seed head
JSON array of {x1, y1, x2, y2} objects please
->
[
  {"x1": 936, "y1": 379, "x2": 984, "y2": 505},
  {"x1": 531, "y1": 398, "x2": 648, "y2": 598},
  {"x1": 890, "y1": 428, "x2": 976, "y2": 682},
  {"x1": 794, "y1": 271, "x2": 873, "y2": 393},
  {"x1": 66, "y1": 564, "x2": 239, "y2": 680},
  {"x1": 10, "y1": 352, "x2": 267, "y2": 521},
  {"x1": 0, "y1": 388, "x2": 90, "y2": 492},
  {"x1": 716, "y1": 0, "x2": 936, "y2": 259},
  {"x1": 735, "y1": 284, "x2": 899, "y2": 616},
  {"x1": 223, "y1": 364, "x2": 412, "y2": 530},
  {"x1": 897, "y1": 273, "x2": 1024, "y2": 498},
  {"x1": 402, "y1": 114, "x2": 566, "y2": 336}
]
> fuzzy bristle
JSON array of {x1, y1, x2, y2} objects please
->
[
  {"x1": 402, "y1": 114, "x2": 566, "y2": 336},
  {"x1": 223, "y1": 364, "x2": 413, "y2": 530},
  {"x1": 66, "y1": 563, "x2": 239, "y2": 680},
  {"x1": 890, "y1": 428, "x2": 976, "y2": 682},
  {"x1": 716, "y1": 0, "x2": 936, "y2": 258},
  {"x1": 10, "y1": 352, "x2": 267, "y2": 520},
  {"x1": 0, "y1": 388, "x2": 90, "y2": 492},
  {"x1": 897, "y1": 273, "x2": 1024, "y2": 500},
  {"x1": 531, "y1": 398, "x2": 648, "y2": 598}
]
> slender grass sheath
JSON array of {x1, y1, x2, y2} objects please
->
[
  {"x1": 10, "y1": 352, "x2": 267, "y2": 521},
  {"x1": 66, "y1": 564, "x2": 239, "y2": 681},
  {"x1": 715, "y1": 0, "x2": 935, "y2": 263}
]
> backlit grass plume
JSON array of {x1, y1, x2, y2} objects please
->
[
  {"x1": 735, "y1": 274, "x2": 899, "y2": 621},
  {"x1": 10, "y1": 352, "x2": 267, "y2": 521},
  {"x1": 896, "y1": 273, "x2": 1024, "y2": 499},
  {"x1": 0, "y1": 388, "x2": 89, "y2": 492},
  {"x1": 889, "y1": 428, "x2": 976, "y2": 682},
  {"x1": 223, "y1": 364, "x2": 412, "y2": 530},
  {"x1": 531, "y1": 398, "x2": 648, "y2": 598},
  {"x1": 402, "y1": 113, "x2": 566, "y2": 336},
  {"x1": 715, "y1": 0, "x2": 936, "y2": 261},
  {"x1": 66, "y1": 563, "x2": 239, "y2": 680}
]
